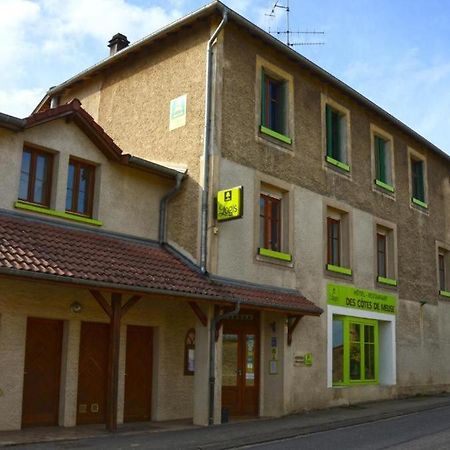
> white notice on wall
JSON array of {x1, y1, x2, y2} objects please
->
[{"x1": 169, "y1": 94, "x2": 187, "y2": 130}]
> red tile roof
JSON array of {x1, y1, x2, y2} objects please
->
[{"x1": 0, "y1": 213, "x2": 322, "y2": 315}]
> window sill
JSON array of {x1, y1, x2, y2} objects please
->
[
  {"x1": 412, "y1": 197, "x2": 428, "y2": 209},
  {"x1": 326, "y1": 264, "x2": 352, "y2": 276},
  {"x1": 439, "y1": 290, "x2": 450, "y2": 299},
  {"x1": 258, "y1": 247, "x2": 292, "y2": 262},
  {"x1": 326, "y1": 156, "x2": 350, "y2": 172},
  {"x1": 15, "y1": 201, "x2": 102, "y2": 227},
  {"x1": 375, "y1": 179, "x2": 395, "y2": 193},
  {"x1": 377, "y1": 276, "x2": 397, "y2": 287},
  {"x1": 260, "y1": 126, "x2": 292, "y2": 145}
]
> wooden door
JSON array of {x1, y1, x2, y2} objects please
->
[
  {"x1": 222, "y1": 314, "x2": 259, "y2": 417},
  {"x1": 124, "y1": 326, "x2": 153, "y2": 422},
  {"x1": 77, "y1": 322, "x2": 109, "y2": 424},
  {"x1": 22, "y1": 317, "x2": 63, "y2": 427}
]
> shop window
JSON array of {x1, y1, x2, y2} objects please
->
[
  {"x1": 325, "y1": 104, "x2": 350, "y2": 172},
  {"x1": 376, "y1": 225, "x2": 397, "y2": 286},
  {"x1": 65, "y1": 158, "x2": 95, "y2": 217},
  {"x1": 374, "y1": 134, "x2": 394, "y2": 192},
  {"x1": 18, "y1": 146, "x2": 53, "y2": 207},
  {"x1": 332, "y1": 316, "x2": 378, "y2": 386},
  {"x1": 258, "y1": 185, "x2": 292, "y2": 262},
  {"x1": 260, "y1": 69, "x2": 292, "y2": 145},
  {"x1": 184, "y1": 328, "x2": 195, "y2": 375},
  {"x1": 326, "y1": 207, "x2": 351, "y2": 275},
  {"x1": 438, "y1": 249, "x2": 450, "y2": 297},
  {"x1": 409, "y1": 151, "x2": 428, "y2": 209}
]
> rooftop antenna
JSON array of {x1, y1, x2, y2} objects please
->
[{"x1": 265, "y1": 0, "x2": 325, "y2": 48}]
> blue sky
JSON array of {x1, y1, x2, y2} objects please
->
[{"x1": 1, "y1": 0, "x2": 449, "y2": 154}]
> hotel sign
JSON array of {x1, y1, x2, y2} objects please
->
[
  {"x1": 216, "y1": 186, "x2": 243, "y2": 222},
  {"x1": 327, "y1": 283, "x2": 396, "y2": 315}
]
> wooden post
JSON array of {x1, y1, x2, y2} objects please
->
[{"x1": 106, "y1": 293, "x2": 122, "y2": 432}]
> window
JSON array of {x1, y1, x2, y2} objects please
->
[
  {"x1": 409, "y1": 151, "x2": 427, "y2": 209},
  {"x1": 18, "y1": 146, "x2": 53, "y2": 206},
  {"x1": 325, "y1": 104, "x2": 349, "y2": 172},
  {"x1": 326, "y1": 207, "x2": 351, "y2": 275},
  {"x1": 65, "y1": 159, "x2": 95, "y2": 217},
  {"x1": 184, "y1": 329, "x2": 195, "y2": 375},
  {"x1": 438, "y1": 249, "x2": 450, "y2": 296},
  {"x1": 332, "y1": 316, "x2": 378, "y2": 386},
  {"x1": 375, "y1": 224, "x2": 397, "y2": 286},
  {"x1": 257, "y1": 183, "x2": 292, "y2": 262},
  {"x1": 260, "y1": 69, "x2": 291, "y2": 144},
  {"x1": 374, "y1": 133, "x2": 394, "y2": 192}
]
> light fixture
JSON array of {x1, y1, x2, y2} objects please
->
[{"x1": 70, "y1": 301, "x2": 82, "y2": 313}]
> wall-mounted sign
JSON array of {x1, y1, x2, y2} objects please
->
[
  {"x1": 216, "y1": 186, "x2": 244, "y2": 222},
  {"x1": 327, "y1": 283, "x2": 396, "y2": 315},
  {"x1": 304, "y1": 353, "x2": 313, "y2": 366},
  {"x1": 169, "y1": 94, "x2": 187, "y2": 130}
]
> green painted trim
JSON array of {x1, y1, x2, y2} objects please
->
[
  {"x1": 327, "y1": 264, "x2": 352, "y2": 276},
  {"x1": 412, "y1": 197, "x2": 428, "y2": 209},
  {"x1": 14, "y1": 201, "x2": 103, "y2": 227},
  {"x1": 439, "y1": 290, "x2": 450, "y2": 298},
  {"x1": 377, "y1": 276, "x2": 397, "y2": 287},
  {"x1": 258, "y1": 247, "x2": 292, "y2": 262},
  {"x1": 375, "y1": 179, "x2": 395, "y2": 193},
  {"x1": 260, "y1": 126, "x2": 292, "y2": 145},
  {"x1": 326, "y1": 155, "x2": 350, "y2": 172}
]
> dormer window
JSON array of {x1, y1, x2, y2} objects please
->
[{"x1": 65, "y1": 158, "x2": 95, "y2": 217}]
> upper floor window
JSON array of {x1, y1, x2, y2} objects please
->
[
  {"x1": 409, "y1": 150, "x2": 428, "y2": 209},
  {"x1": 327, "y1": 218, "x2": 341, "y2": 267},
  {"x1": 19, "y1": 146, "x2": 53, "y2": 207},
  {"x1": 376, "y1": 223, "x2": 397, "y2": 286},
  {"x1": 326, "y1": 206, "x2": 351, "y2": 276},
  {"x1": 260, "y1": 193, "x2": 281, "y2": 252},
  {"x1": 65, "y1": 158, "x2": 95, "y2": 217},
  {"x1": 374, "y1": 134, "x2": 394, "y2": 192},
  {"x1": 438, "y1": 248, "x2": 450, "y2": 297},
  {"x1": 325, "y1": 103, "x2": 350, "y2": 172}
]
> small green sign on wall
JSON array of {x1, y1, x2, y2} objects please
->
[
  {"x1": 216, "y1": 186, "x2": 244, "y2": 222},
  {"x1": 327, "y1": 283, "x2": 397, "y2": 315}
]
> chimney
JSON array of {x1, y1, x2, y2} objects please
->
[{"x1": 108, "y1": 33, "x2": 130, "y2": 56}]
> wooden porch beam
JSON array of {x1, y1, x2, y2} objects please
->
[
  {"x1": 121, "y1": 294, "x2": 142, "y2": 318},
  {"x1": 188, "y1": 301, "x2": 208, "y2": 326},
  {"x1": 90, "y1": 289, "x2": 112, "y2": 318},
  {"x1": 287, "y1": 315, "x2": 303, "y2": 346},
  {"x1": 106, "y1": 293, "x2": 122, "y2": 432}
]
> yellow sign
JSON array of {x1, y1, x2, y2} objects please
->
[{"x1": 217, "y1": 186, "x2": 243, "y2": 222}]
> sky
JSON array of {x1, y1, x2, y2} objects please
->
[{"x1": 1, "y1": 0, "x2": 449, "y2": 154}]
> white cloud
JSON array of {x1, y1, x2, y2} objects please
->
[{"x1": 0, "y1": 87, "x2": 46, "y2": 118}]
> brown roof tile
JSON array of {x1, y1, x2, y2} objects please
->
[{"x1": 0, "y1": 213, "x2": 322, "y2": 315}]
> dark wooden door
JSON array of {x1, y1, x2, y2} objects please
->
[
  {"x1": 77, "y1": 322, "x2": 109, "y2": 424},
  {"x1": 22, "y1": 317, "x2": 63, "y2": 427},
  {"x1": 222, "y1": 313, "x2": 259, "y2": 417},
  {"x1": 124, "y1": 326, "x2": 153, "y2": 422}
]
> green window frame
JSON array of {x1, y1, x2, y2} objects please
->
[
  {"x1": 411, "y1": 158, "x2": 426, "y2": 203},
  {"x1": 332, "y1": 316, "x2": 379, "y2": 386},
  {"x1": 374, "y1": 135, "x2": 393, "y2": 189},
  {"x1": 326, "y1": 104, "x2": 347, "y2": 165}
]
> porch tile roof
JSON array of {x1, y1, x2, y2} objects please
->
[{"x1": 0, "y1": 213, "x2": 322, "y2": 315}]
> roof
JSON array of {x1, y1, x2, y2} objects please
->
[
  {"x1": 38, "y1": 1, "x2": 449, "y2": 164},
  {"x1": 0, "y1": 99, "x2": 185, "y2": 180},
  {"x1": 0, "y1": 211, "x2": 322, "y2": 316}
]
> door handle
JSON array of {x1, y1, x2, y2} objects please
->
[{"x1": 237, "y1": 369, "x2": 242, "y2": 376}]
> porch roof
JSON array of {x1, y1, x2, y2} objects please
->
[{"x1": 0, "y1": 212, "x2": 322, "y2": 316}]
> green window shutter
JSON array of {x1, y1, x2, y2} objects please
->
[
  {"x1": 331, "y1": 110, "x2": 341, "y2": 160},
  {"x1": 326, "y1": 104, "x2": 333, "y2": 157},
  {"x1": 261, "y1": 69, "x2": 266, "y2": 127},
  {"x1": 417, "y1": 161, "x2": 425, "y2": 201},
  {"x1": 279, "y1": 81, "x2": 288, "y2": 134},
  {"x1": 376, "y1": 137, "x2": 386, "y2": 182}
]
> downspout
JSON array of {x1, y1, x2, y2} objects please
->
[
  {"x1": 200, "y1": 11, "x2": 228, "y2": 273},
  {"x1": 159, "y1": 173, "x2": 184, "y2": 243},
  {"x1": 208, "y1": 300, "x2": 240, "y2": 426}
]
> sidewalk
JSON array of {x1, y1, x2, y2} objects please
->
[{"x1": 2, "y1": 393, "x2": 450, "y2": 449}]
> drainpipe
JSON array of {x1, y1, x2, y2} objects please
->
[
  {"x1": 200, "y1": 11, "x2": 228, "y2": 273},
  {"x1": 208, "y1": 300, "x2": 240, "y2": 426},
  {"x1": 159, "y1": 173, "x2": 184, "y2": 243}
]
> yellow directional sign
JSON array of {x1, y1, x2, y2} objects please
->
[{"x1": 216, "y1": 186, "x2": 243, "y2": 222}]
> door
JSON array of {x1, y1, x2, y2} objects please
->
[
  {"x1": 22, "y1": 317, "x2": 63, "y2": 427},
  {"x1": 222, "y1": 314, "x2": 259, "y2": 417},
  {"x1": 77, "y1": 322, "x2": 109, "y2": 424},
  {"x1": 124, "y1": 325, "x2": 153, "y2": 422}
]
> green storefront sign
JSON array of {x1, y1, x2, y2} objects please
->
[{"x1": 327, "y1": 283, "x2": 396, "y2": 315}]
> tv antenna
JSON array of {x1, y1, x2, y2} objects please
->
[{"x1": 265, "y1": 0, "x2": 325, "y2": 47}]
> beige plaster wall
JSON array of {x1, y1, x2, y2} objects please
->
[
  {"x1": 0, "y1": 119, "x2": 173, "y2": 240},
  {"x1": 0, "y1": 279, "x2": 200, "y2": 430}
]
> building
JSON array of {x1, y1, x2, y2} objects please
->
[{"x1": 1, "y1": 0, "x2": 450, "y2": 432}]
